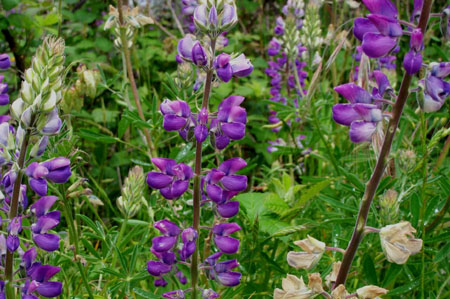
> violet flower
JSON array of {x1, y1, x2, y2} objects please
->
[
  {"x1": 332, "y1": 80, "x2": 388, "y2": 143},
  {"x1": 212, "y1": 223, "x2": 241, "y2": 254},
  {"x1": 0, "y1": 75, "x2": 9, "y2": 106},
  {"x1": 354, "y1": 0, "x2": 401, "y2": 58},
  {"x1": 146, "y1": 158, "x2": 193, "y2": 200},
  {"x1": 421, "y1": 63, "x2": 450, "y2": 112},
  {"x1": 0, "y1": 54, "x2": 10, "y2": 70},
  {"x1": 25, "y1": 157, "x2": 71, "y2": 196},
  {"x1": 204, "y1": 252, "x2": 242, "y2": 287},
  {"x1": 403, "y1": 29, "x2": 423, "y2": 75},
  {"x1": 21, "y1": 264, "x2": 63, "y2": 298}
]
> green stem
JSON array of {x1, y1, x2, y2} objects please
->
[
  {"x1": 419, "y1": 112, "x2": 428, "y2": 298},
  {"x1": 334, "y1": 0, "x2": 433, "y2": 286},
  {"x1": 191, "y1": 38, "x2": 216, "y2": 299},
  {"x1": 61, "y1": 190, "x2": 94, "y2": 299},
  {"x1": 117, "y1": 0, "x2": 156, "y2": 159}
]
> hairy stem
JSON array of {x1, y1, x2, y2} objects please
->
[
  {"x1": 191, "y1": 38, "x2": 216, "y2": 299},
  {"x1": 334, "y1": 0, "x2": 434, "y2": 287},
  {"x1": 4, "y1": 128, "x2": 32, "y2": 298},
  {"x1": 117, "y1": 0, "x2": 156, "y2": 158}
]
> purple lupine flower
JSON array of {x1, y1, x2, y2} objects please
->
[
  {"x1": 31, "y1": 211, "x2": 61, "y2": 252},
  {"x1": 30, "y1": 196, "x2": 58, "y2": 217},
  {"x1": 354, "y1": 0, "x2": 401, "y2": 58},
  {"x1": 162, "y1": 290, "x2": 185, "y2": 299},
  {"x1": 176, "y1": 271, "x2": 187, "y2": 285},
  {"x1": 229, "y1": 54, "x2": 253, "y2": 78},
  {"x1": 7, "y1": 216, "x2": 22, "y2": 252},
  {"x1": 193, "y1": 4, "x2": 208, "y2": 28},
  {"x1": 205, "y1": 158, "x2": 247, "y2": 215},
  {"x1": 221, "y1": 4, "x2": 237, "y2": 28},
  {"x1": 403, "y1": 29, "x2": 423, "y2": 75},
  {"x1": 195, "y1": 107, "x2": 209, "y2": 142},
  {"x1": 22, "y1": 265, "x2": 62, "y2": 298},
  {"x1": 180, "y1": 227, "x2": 198, "y2": 260},
  {"x1": 210, "y1": 96, "x2": 247, "y2": 150},
  {"x1": 0, "y1": 75, "x2": 9, "y2": 106},
  {"x1": 274, "y1": 17, "x2": 285, "y2": 35},
  {"x1": 204, "y1": 252, "x2": 242, "y2": 287},
  {"x1": 25, "y1": 157, "x2": 71, "y2": 196},
  {"x1": 152, "y1": 219, "x2": 180, "y2": 252},
  {"x1": 41, "y1": 108, "x2": 62, "y2": 135},
  {"x1": 146, "y1": 158, "x2": 193, "y2": 200},
  {"x1": 268, "y1": 38, "x2": 282, "y2": 57},
  {"x1": 214, "y1": 53, "x2": 233, "y2": 82},
  {"x1": 0, "y1": 54, "x2": 10, "y2": 70},
  {"x1": 161, "y1": 99, "x2": 192, "y2": 132},
  {"x1": 421, "y1": 73, "x2": 450, "y2": 112},
  {"x1": 212, "y1": 222, "x2": 241, "y2": 254},
  {"x1": 202, "y1": 289, "x2": 219, "y2": 299},
  {"x1": 181, "y1": 0, "x2": 198, "y2": 33},
  {"x1": 332, "y1": 82, "x2": 385, "y2": 143},
  {"x1": 192, "y1": 42, "x2": 208, "y2": 66}
]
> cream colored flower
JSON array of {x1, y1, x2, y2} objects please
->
[
  {"x1": 287, "y1": 235, "x2": 325, "y2": 270},
  {"x1": 356, "y1": 285, "x2": 388, "y2": 299},
  {"x1": 379, "y1": 221, "x2": 423, "y2": 264},
  {"x1": 325, "y1": 261, "x2": 341, "y2": 288},
  {"x1": 274, "y1": 274, "x2": 313, "y2": 299},
  {"x1": 308, "y1": 273, "x2": 324, "y2": 294},
  {"x1": 331, "y1": 284, "x2": 348, "y2": 299}
]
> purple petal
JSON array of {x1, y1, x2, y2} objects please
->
[
  {"x1": 362, "y1": 33, "x2": 397, "y2": 58},
  {"x1": 230, "y1": 54, "x2": 253, "y2": 77},
  {"x1": 349, "y1": 121, "x2": 377, "y2": 143},
  {"x1": 214, "y1": 235, "x2": 240, "y2": 254},
  {"x1": 33, "y1": 234, "x2": 60, "y2": 252},
  {"x1": 160, "y1": 180, "x2": 189, "y2": 199},
  {"x1": 177, "y1": 35, "x2": 195, "y2": 60},
  {"x1": 6, "y1": 235, "x2": 19, "y2": 252},
  {"x1": 0, "y1": 54, "x2": 11, "y2": 69},
  {"x1": 367, "y1": 14, "x2": 402, "y2": 37},
  {"x1": 31, "y1": 265, "x2": 60, "y2": 282},
  {"x1": 152, "y1": 236, "x2": 177, "y2": 252},
  {"x1": 36, "y1": 282, "x2": 62, "y2": 297},
  {"x1": 154, "y1": 219, "x2": 180, "y2": 236},
  {"x1": 353, "y1": 17, "x2": 379, "y2": 41},
  {"x1": 362, "y1": 0, "x2": 398, "y2": 19},
  {"x1": 218, "y1": 157, "x2": 247, "y2": 175},
  {"x1": 222, "y1": 4, "x2": 236, "y2": 26},
  {"x1": 217, "y1": 271, "x2": 242, "y2": 286},
  {"x1": 146, "y1": 172, "x2": 172, "y2": 189},
  {"x1": 372, "y1": 70, "x2": 391, "y2": 95},
  {"x1": 334, "y1": 83, "x2": 372, "y2": 104},
  {"x1": 147, "y1": 260, "x2": 172, "y2": 276},
  {"x1": 206, "y1": 184, "x2": 223, "y2": 203},
  {"x1": 29, "y1": 178, "x2": 48, "y2": 196},
  {"x1": 221, "y1": 122, "x2": 246, "y2": 140},
  {"x1": 332, "y1": 104, "x2": 361, "y2": 126},
  {"x1": 221, "y1": 174, "x2": 247, "y2": 192},
  {"x1": 163, "y1": 115, "x2": 187, "y2": 131},
  {"x1": 216, "y1": 64, "x2": 233, "y2": 82},
  {"x1": 0, "y1": 94, "x2": 9, "y2": 106},
  {"x1": 403, "y1": 50, "x2": 422, "y2": 75},
  {"x1": 192, "y1": 42, "x2": 208, "y2": 66},
  {"x1": 194, "y1": 124, "x2": 208, "y2": 142},
  {"x1": 217, "y1": 201, "x2": 240, "y2": 218},
  {"x1": 213, "y1": 223, "x2": 241, "y2": 236},
  {"x1": 30, "y1": 196, "x2": 58, "y2": 217},
  {"x1": 353, "y1": 104, "x2": 382, "y2": 122},
  {"x1": 215, "y1": 259, "x2": 239, "y2": 273}
]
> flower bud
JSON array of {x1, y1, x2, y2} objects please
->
[
  {"x1": 0, "y1": 54, "x2": 11, "y2": 69},
  {"x1": 117, "y1": 166, "x2": 145, "y2": 218}
]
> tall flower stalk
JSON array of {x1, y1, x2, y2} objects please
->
[
  {"x1": 145, "y1": 0, "x2": 253, "y2": 298},
  {"x1": 334, "y1": 0, "x2": 434, "y2": 286},
  {"x1": 1, "y1": 36, "x2": 71, "y2": 298}
]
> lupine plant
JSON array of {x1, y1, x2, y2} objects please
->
[
  {"x1": 0, "y1": 37, "x2": 71, "y2": 298},
  {"x1": 145, "y1": 0, "x2": 253, "y2": 297},
  {"x1": 273, "y1": 0, "x2": 450, "y2": 297}
]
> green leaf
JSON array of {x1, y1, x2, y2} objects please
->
[
  {"x1": 237, "y1": 192, "x2": 268, "y2": 223},
  {"x1": 81, "y1": 238, "x2": 101, "y2": 259},
  {"x1": 77, "y1": 214, "x2": 103, "y2": 238},
  {"x1": 434, "y1": 242, "x2": 450, "y2": 263},
  {"x1": 133, "y1": 288, "x2": 160, "y2": 298},
  {"x1": 387, "y1": 278, "x2": 420, "y2": 296},
  {"x1": 1, "y1": 0, "x2": 19, "y2": 10},
  {"x1": 362, "y1": 253, "x2": 378, "y2": 285},
  {"x1": 77, "y1": 129, "x2": 117, "y2": 144}
]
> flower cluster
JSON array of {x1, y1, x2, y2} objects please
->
[
  {"x1": 146, "y1": 0, "x2": 251, "y2": 297},
  {"x1": 0, "y1": 36, "x2": 71, "y2": 298},
  {"x1": 264, "y1": 0, "x2": 309, "y2": 152},
  {"x1": 181, "y1": 0, "x2": 198, "y2": 33}
]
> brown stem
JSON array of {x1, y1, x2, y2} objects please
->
[
  {"x1": 1, "y1": 28, "x2": 25, "y2": 75},
  {"x1": 191, "y1": 39, "x2": 216, "y2": 299},
  {"x1": 5, "y1": 129, "x2": 32, "y2": 297},
  {"x1": 117, "y1": 0, "x2": 156, "y2": 158},
  {"x1": 433, "y1": 132, "x2": 450, "y2": 172},
  {"x1": 334, "y1": 0, "x2": 434, "y2": 287}
]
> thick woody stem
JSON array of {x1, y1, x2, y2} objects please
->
[{"x1": 334, "y1": 0, "x2": 434, "y2": 287}]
